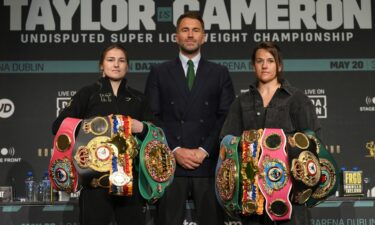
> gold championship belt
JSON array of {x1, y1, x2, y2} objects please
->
[
  {"x1": 240, "y1": 130, "x2": 265, "y2": 216},
  {"x1": 73, "y1": 115, "x2": 138, "y2": 196},
  {"x1": 216, "y1": 129, "x2": 337, "y2": 221},
  {"x1": 287, "y1": 132, "x2": 321, "y2": 204}
]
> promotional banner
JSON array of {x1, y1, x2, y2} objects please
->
[{"x1": 1, "y1": 0, "x2": 375, "y2": 216}]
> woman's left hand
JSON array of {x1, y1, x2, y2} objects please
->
[{"x1": 131, "y1": 119, "x2": 144, "y2": 133}]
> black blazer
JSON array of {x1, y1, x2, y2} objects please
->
[{"x1": 145, "y1": 57, "x2": 235, "y2": 177}]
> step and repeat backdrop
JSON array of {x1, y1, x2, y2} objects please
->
[{"x1": 1, "y1": 0, "x2": 375, "y2": 216}]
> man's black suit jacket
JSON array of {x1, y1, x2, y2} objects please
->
[{"x1": 145, "y1": 57, "x2": 235, "y2": 177}]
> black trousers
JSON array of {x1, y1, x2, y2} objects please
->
[
  {"x1": 155, "y1": 177, "x2": 225, "y2": 225},
  {"x1": 79, "y1": 184, "x2": 147, "y2": 225}
]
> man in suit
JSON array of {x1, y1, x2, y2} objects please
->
[{"x1": 145, "y1": 11, "x2": 235, "y2": 225}]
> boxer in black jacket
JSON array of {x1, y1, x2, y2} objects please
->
[{"x1": 53, "y1": 44, "x2": 153, "y2": 225}]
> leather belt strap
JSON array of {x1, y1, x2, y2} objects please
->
[
  {"x1": 240, "y1": 129, "x2": 264, "y2": 216},
  {"x1": 138, "y1": 122, "x2": 176, "y2": 203},
  {"x1": 215, "y1": 135, "x2": 241, "y2": 219},
  {"x1": 49, "y1": 117, "x2": 82, "y2": 193},
  {"x1": 288, "y1": 131, "x2": 321, "y2": 204},
  {"x1": 107, "y1": 115, "x2": 134, "y2": 196},
  {"x1": 304, "y1": 130, "x2": 339, "y2": 207},
  {"x1": 258, "y1": 128, "x2": 292, "y2": 221}
]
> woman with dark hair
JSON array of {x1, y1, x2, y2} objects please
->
[
  {"x1": 221, "y1": 41, "x2": 320, "y2": 138},
  {"x1": 220, "y1": 41, "x2": 321, "y2": 224},
  {"x1": 52, "y1": 44, "x2": 153, "y2": 225}
]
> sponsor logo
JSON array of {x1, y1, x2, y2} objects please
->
[
  {"x1": 0, "y1": 147, "x2": 21, "y2": 163},
  {"x1": 309, "y1": 95, "x2": 327, "y2": 119},
  {"x1": 343, "y1": 170, "x2": 363, "y2": 196},
  {"x1": 0, "y1": 147, "x2": 15, "y2": 157},
  {"x1": 365, "y1": 96, "x2": 375, "y2": 105},
  {"x1": 56, "y1": 97, "x2": 71, "y2": 117},
  {"x1": 56, "y1": 90, "x2": 76, "y2": 117},
  {"x1": 359, "y1": 96, "x2": 375, "y2": 112},
  {"x1": 0, "y1": 98, "x2": 15, "y2": 118},
  {"x1": 306, "y1": 89, "x2": 327, "y2": 119}
]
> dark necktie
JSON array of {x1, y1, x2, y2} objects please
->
[{"x1": 187, "y1": 60, "x2": 195, "y2": 90}]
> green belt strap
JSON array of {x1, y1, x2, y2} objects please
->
[
  {"x1": 138, "y1": 122, "x2": 176, "y2": 203},
  {"x1": 215, "y1": 135, "x2": 242, "y2": 219},
  {"x1": 304, "y1": 130, "x2": 340, "y2": 207}
]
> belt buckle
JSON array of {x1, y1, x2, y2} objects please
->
[{"x1": 109, "y1": 171, "x2": 131, "y2": 187}]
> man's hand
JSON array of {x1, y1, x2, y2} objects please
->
[
  {"x1": 174, "y1": 148, "x2": 207, "y2": 170},
  {"x1": 192, "y1": 149, "x2": 208, "y2": 164}
]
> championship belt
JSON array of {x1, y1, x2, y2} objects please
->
[
  {"x1": 215, "y1": 135, "x2": 241, "y2": 219},
  {"x1": 72, "y1": 115, "x2": 138, "y2": 196},
  {"x1": 138, "y1": 122, "x2": 176, "y2": 202},
  {"x1": 240, "y1": 129, "x2": 264, "y2": 216},
  {"x1": 258, "y1": 128, "x2": 292, "y2": 221},
  {"x1": 287, "y1": 132, "x2": 321, "y2": 204},
  {"x1": 108, "y1": 115, "x2": 137, "y2": 196},
  {"x1": 49, "y1": 117, "x2": 82, "y2": 193},
  {"x1": 304, "y1": 130, "x2": 339, "y2": 207}
]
